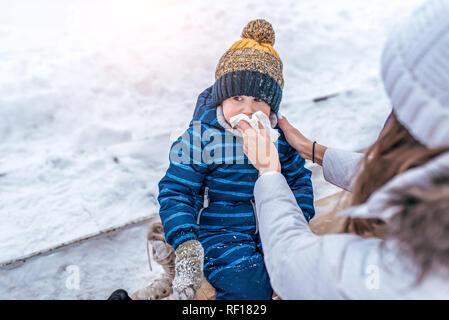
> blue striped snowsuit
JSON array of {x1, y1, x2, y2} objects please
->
[{"x1": 158, "y1": 86, "x2": 315, "y2": 300}]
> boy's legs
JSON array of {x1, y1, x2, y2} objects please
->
[{"x1": 198, "y1": 229, "x2": 272, "y2": 300}]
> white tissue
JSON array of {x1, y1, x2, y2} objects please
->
[{"x1": 229, "y1": 111, "x2": 280, "y2": 142}]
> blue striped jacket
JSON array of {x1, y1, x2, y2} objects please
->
[{"x1": 158, "y1": 86, "x2": 315, "y2": 250}]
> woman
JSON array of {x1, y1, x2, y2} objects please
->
[{"x1": 237, "y1": 0, "x2": 449, "y2": 299}]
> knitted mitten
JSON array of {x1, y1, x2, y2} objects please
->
[{"x1": 172, "y1": 240, "x2": 204, "y2": 300}]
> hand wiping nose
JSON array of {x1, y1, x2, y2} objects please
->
[{"x1": 236, "y1": 119, "x2": 281, "y2": 176}]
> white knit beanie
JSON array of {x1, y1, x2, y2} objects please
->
[{"x1": 381, "y1": 0, "x2": 449, "y2": 149}]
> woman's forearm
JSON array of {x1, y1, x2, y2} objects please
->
[
  {"x1": 297, "y1": 140, "x2": 327, "y2": 166},
  {"x1": 276, "y1": 117, "x2": 327, "y2": 166},
  {"x1": 254, "y1": 171, "x2": 320, "y2": 298},
  {"x1": 322, "y1": 147, "x2": 364, "y2": 192},
  {"x1": 253, "y1": 171, "x2": 381, "y2": 299}
]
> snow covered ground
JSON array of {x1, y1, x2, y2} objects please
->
[{"x1": 0, "y1": 0, "x2": 424, "y2": 299}]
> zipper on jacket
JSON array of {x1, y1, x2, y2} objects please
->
[
  {"x1": 196, "y1": 186, "x2": 209, "y2": 225},
  {"x1": 197, "y1": 187, "x2": 258, "y2": 236},
  {"x1": 250, "y1": 198, "x2": 259, "y2": 235}
]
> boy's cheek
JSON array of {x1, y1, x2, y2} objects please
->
[
  {"x1": 228, "y1": 110, "x2": 240, "y2": 118},
  {"x1": 260, "y1": 104, "x2": 271, "y2": 117},
  {"x1": 222, "y1": 106, "x2": 239, "y2": 123},
  {"x1": 224, "y1": 111, "x2": 238, "y2": 125}
]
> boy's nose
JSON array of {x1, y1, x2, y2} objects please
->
[{"x1": 243, "y1": 109, "x2": 254, "y2": 117}]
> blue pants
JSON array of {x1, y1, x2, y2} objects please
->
[{"x1": 198, "y1": 229, "x2": 273, "y2": 300}]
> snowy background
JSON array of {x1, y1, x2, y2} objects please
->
[{"x1": 0, "y1": 0, "x2": 424, "y2": 299}]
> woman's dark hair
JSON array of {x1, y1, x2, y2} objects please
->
[{"x1": 346, "y1": 112, "x2": 449, "y2": 280}]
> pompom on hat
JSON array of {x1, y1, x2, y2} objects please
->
[
  {"x1": 212, "y1": 19, "x2": 284, "y2": 113},
  {"x1": 381, "y1": 0, "x2": 449, "y2": 149}
]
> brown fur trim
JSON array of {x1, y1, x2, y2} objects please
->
[{"x1": 385, "y1": 175, "x2": 449, "y2": 281}]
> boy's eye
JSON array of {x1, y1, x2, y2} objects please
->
[
  {"x1": 233, "y1": 96, "x2": 243, "y2": 101},
  {"x1": 254, "y1": 98, "x2": 262, "y2": 102}
]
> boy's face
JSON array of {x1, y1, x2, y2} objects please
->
[{"x1": 222, "y1": 96, "x2": 271, "y2": 125}]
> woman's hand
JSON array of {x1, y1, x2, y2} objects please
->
[
  {"x1": 277, "y1": 116, "x2": 327, "y2": 166},
  {"x1": 236, "y1": 120, "x2": 281, "y2": 176}
]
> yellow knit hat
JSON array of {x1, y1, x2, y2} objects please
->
[{"x1": 212, "y1": 19, "x2": 284, "y2": 113}]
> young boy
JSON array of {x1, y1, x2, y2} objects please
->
[{"x1": 158, "y1": 19, "x2": 315, "y2": 300}]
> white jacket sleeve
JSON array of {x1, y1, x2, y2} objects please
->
[
  {"x1": 322, "y1": 147, "x2": 364, "y2": 192},
  {"x1": 254, "y1": 171, "x2": 406, "y2": 300}
]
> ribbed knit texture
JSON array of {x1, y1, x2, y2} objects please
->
[
  {"x1": 381, "y1": 0, "x2": 449, "y2": 149},
  {"x1": 212, "y1": 70, "x2": 283, "y2": 113}
]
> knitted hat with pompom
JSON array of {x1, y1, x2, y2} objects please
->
[{"x1": 212, "y1": 19, "x2": 284, "y2": 113}]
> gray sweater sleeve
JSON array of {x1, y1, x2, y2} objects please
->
[
  {"x1": 254, "y1": 171, "x2": 372, "y2": 299},
  {"x1": 322, "y1": 147, "x2": 364, "y2": 192},
  {"x1": 253, "y1": 171, "x2": 428, "y2": 299}
]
